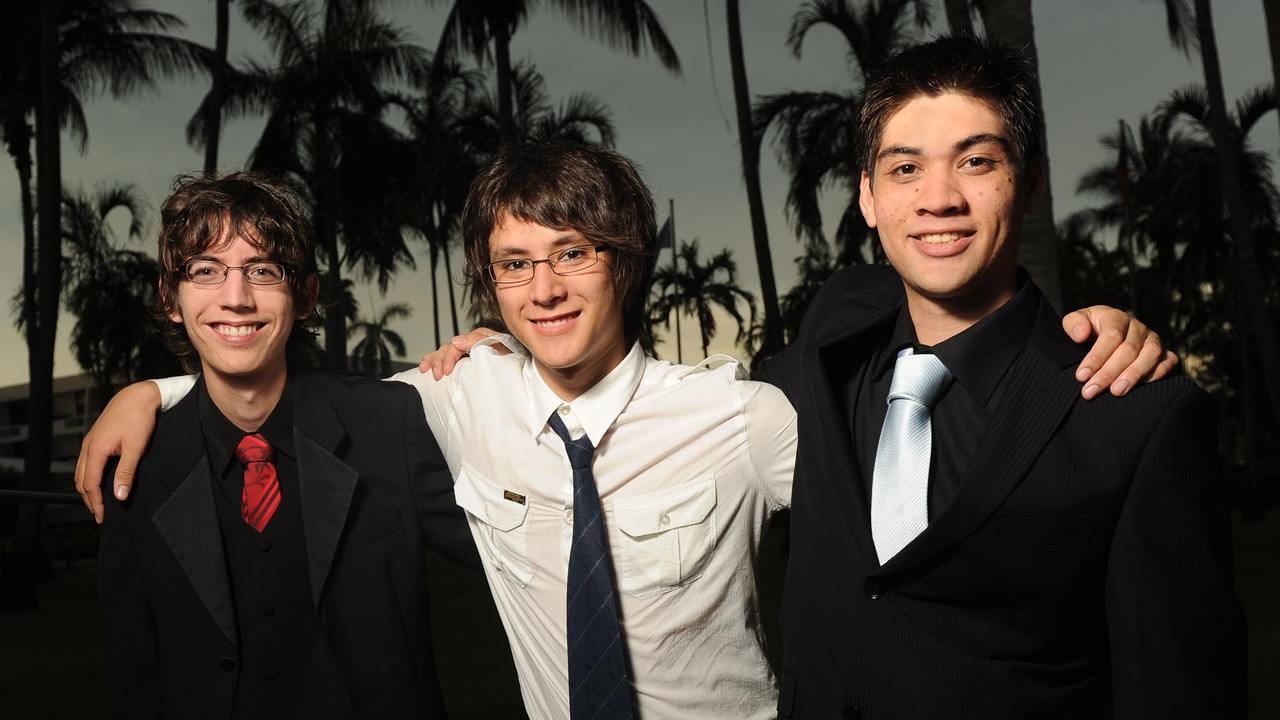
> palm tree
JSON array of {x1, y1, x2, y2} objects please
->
[
  {"x1": 427, "y1": 0, "x2": 679, "y2": 144},
  {"x1": 461, "y1": 61, "x2": 616, "y2": 152},
  {"x1": 1264, "y1": 0, "x2": 1280, "y2": 140},
  {"x1": 188, "y1": 0, "x2": 428, "y2": 371},
  {"x1": 203, "y1": 0, "x2": 232, "y2": 173},
  {"x1": 650, "y1": 239, "x2": 756, "y2": 360},
  {"x1": 969, "y1": 0, "x2": 1063, "y2": 308},
  {"x1": 59, "y1": 184, "x2": 175, "y2": 394},
  {"x1": 1158, "y1": 0, "x2": 1280, "y2": 434},
  {"x1": 725, "y1": 0, "x2": 784, "y2": 358},
  {"x1": 351, "y1": 302, "x2": 412, "y2": 377},
  {"x1": 754, "y1": 0, "x2": 928, "y2": 268}
]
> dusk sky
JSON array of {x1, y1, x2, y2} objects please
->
[{"x1": 0, "y1": 0, "x2": 1275, "y2": 387}]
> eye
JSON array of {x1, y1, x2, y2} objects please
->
[
  {"x1": 247, "y1": 263, "x2": 284, "y2": 281},
  {"x1": 558, "y1": 247, "x2": 590, "y2": 262},
  {"x1": 962, "y1": 156, "x2": 998, "y2": 172},
  {"x1": 500, "y1": 259, "x2": 530, "y2": 272},
  {"x1": 189, "y1": 263, "x2": 219, "y2": 278},
  {"x1": 889, "y1": 163, "x2": 919, "y2": 177}
]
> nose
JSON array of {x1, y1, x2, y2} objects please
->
[
  {"x1": 217, "y1": 268, "x2": 257, "y2": 311},
  {"x1": 914, "y1": 168, "x2": 967, "y2": 216},
  {"x1": 528, "y1": 261, "x2": 566, "y2": 306}
]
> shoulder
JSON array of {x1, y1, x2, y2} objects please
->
[
  {"x1": 293, "y1": 369, "x2": 421, "y2": 420},
  {"x1": 645, "y1": 354, "x2": 793, "y2": 411},
  {"x1": 813, "y1": 264, "x2": 901, "y2": 307}
]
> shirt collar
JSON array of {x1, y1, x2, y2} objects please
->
[
  {"x1": 875, "y1": 270, "x2": 1039, "y2": 405},
  {"x1": 197, "y1": 374, "x2": 296, "y2": 476},
  {"x1": 524, "y1": 341, "x2": 645, "y2": 446}
]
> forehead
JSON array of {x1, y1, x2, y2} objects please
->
[
  {"x1": 488, "y1": 213, "x2": 585, "y2": 254},
  {"x1": 878, "y1": 92, "x2": 1007, "y2": 150}
]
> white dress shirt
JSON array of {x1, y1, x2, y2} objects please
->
[{"x1": 153, "y1": 338, "x2": 797, "y2": 719}]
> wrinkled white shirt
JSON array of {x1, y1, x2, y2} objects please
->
[{"x1": 154, "y1": 338, "x2": 796, "y2": 719}]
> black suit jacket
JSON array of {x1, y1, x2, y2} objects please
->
[
  {"x1": 756, "y1": 265, "x2": 1246, "y2": 720},
  {"x1": 99, "y1": 370, "x2": 480, "y2": 719}
]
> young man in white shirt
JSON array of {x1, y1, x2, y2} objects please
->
[{"x1": 78, "y1": 143, "x2": 1170, "y2": 719}]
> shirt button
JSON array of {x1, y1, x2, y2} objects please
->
[
  {"x1": 261, "y1": 603, "x2": 276, "y2": 618},
  {"x1": 219, "y1": 657, "x2": 237, "y2": 672},
  {"x1": 843, "y1": 706, "x2": 862, "y2": 720},
  {"x1": 558, "y1": 405, "x2": 571, "y2": 416},
  {"x1": 659, "y1": 514, "x2": 671, "y2": 527},
  {"x1": 257, "y1": 538, "x2": 272, "y2": 552},
  {"x1": 865, "y1": 579, "x2": 884, "y2": 600},
  {"x1": 266, "y1": 667, "x2": 280, "y2": 680},
  {"x1": 565, "y1": 509, "x2": 574, "y2": 524}
]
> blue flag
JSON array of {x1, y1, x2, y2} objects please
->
[{"x1": 656, "y1": 217, "x2": 674, "y2": 250}]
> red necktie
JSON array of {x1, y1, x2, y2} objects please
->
[{"x1": 235, "y1": 434, "x2": 279, "y2": 533}]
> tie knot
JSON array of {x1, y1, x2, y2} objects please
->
[
  {"x1": 887, "y1": 352, "x2": 951, "y2": 408},
  {"x1": 235, "y1": 433, "x2": 274, "y2": 465},
  {"x1": 547, "y1": 412, "x2": 595, "y2": 470}
]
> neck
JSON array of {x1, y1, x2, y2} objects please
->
[
  {"x1": 535, "y1": 340, "x2": 630, "y2": 402},
  {"x1": 904, "y1": 275, "x2": 1017, "y2": 346},
  {"x1": 202, "y1": 361, "x2": 288, "y2": 433}
]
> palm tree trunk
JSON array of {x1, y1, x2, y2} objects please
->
[
  {"x1": 317, "y1": 208, "x2": 347, "y2": 372},
  {"x1": 1262, "y1": 0, "x2": 1280, "y2": 142},
  {"x1": 429, "y1": 237, "x2": 442, "y2": 346},
  {"x1": 976, "y1": 0, "x2": 1063, "y2": 309},
  {"x1": 944, "y1": 0, "x2": 975, "y2": 36},
  {"x1": 4, "y1": 122, "x2": 38, "y2": 349},
  {"x1": 203, "y1": 0, "x2": 229, "y2": 174},
  {"x1": 442, "y1": 240, "x2": 460, "y2": 335},
  {"x1": 1194, "y1": 0, "x2": 1280, "y2": 429},
  {"x1": 726, "y1": 0, "x2": 783, "y2": 358},
  {"x1": 495, "y1": 23, "x2": 515, "y2": 145},
  {"x1": 8, "y1": 0, "x2": 63, "y2": 612}
]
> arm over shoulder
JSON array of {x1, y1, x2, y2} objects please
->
[{"x1": 739, "y1": 379, "x2": 798, "y2": 511}]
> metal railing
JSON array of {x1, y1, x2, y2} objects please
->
[{"x1": 0, "y1": 489, "x2": 82, "y2": 505}]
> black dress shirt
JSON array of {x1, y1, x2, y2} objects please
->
[{"x1": 853, "y1": 273, "x2": 1039, "y2": 523}]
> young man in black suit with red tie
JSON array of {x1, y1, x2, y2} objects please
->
[
  {"x1": 756, "y1": 36, "x2": 1246, "y2": 719},
  {"x1": 97, "y1": 173, "x2": 478, "y2": 719}
]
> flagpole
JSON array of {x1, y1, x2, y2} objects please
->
[{"x1": 670, "y1": 198, "x2": 682, "y2": 365}]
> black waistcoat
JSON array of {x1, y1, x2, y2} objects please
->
[{"x1": 213, "y1": 450, "x2": 348, "y2": 720}]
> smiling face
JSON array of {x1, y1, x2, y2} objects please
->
[
  {"x1": 490, "y1": 212, "x2": 627, "y2": 399},
  {"x1": 168, "y1": 230, "x2": 307, "y2": 391},
  {"x1": 860, "y1": 92, "x2": 1031, "y2": 326}
]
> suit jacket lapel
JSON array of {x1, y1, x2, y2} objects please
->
[
  {"x1": 149, "y1": 392, "x2": 238, "y2": 646},
  {"x1": 806, "y1": 284, "x2": 903, "y2": 569},
  {"x1": 292, "y1": 372, "x2": 358, "y2": 607},
  {"x1": 876, "y1": 292, "x2": 1084, "y2": 576}
]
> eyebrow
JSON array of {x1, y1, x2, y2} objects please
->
[
  {"x1": 493, "y1": 232, "x2": 584, "y2": 257},
  {"x1": 877, "y1": 133, "x2": 1013, "y2": 163},
  {"x1": 187, "y1": 253, "x2": 273, "y2": 263}
]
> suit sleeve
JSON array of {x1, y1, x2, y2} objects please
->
[
  {"x1": 98, "y1": 462, "x2": 163, "y2": 720},
  {"x1": 401, "y1": 386, "x2": 482, "y2": 570},
  {"x1": 1105, "y1": 386, "x2": 1246, "y2": 718}
]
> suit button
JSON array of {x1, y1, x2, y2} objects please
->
[
  {"x1": 257, "y1": 538, "x2": 272, "y2": 552},
  {"x1": 843, "y1": 706, "x2": 862, "y2": 719},
  {"x1": 261, "y1": 603, "x2": 276, "y2": 618},
  {"x1": 266, "y1": 667, "x2": 280, "y2": 680},
  {"x1": 219, "y1": 657, "x2": 237, "y2": 672},
  {"x1": 864, "y1": 579, "x2": 883, "y2": 600}
]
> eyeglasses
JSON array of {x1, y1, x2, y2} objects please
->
[
  {"x1": 485, "y1": 244, "x2": 607, "y2": 285},
  {"x1": 179, "y1": 259, "x2": 289, "y2": 286}
]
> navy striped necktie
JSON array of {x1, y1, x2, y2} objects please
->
[{"x1": 547, "y1": 411, "x2": 635, "y2": 719}]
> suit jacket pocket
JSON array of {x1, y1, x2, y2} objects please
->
[
  {"x1": 613, "y1": 477, "x2": 717, "y2": 598},
  {"x1": 338, "y1": 509, "x2": 403, "y2": 558},
  {"x1": 982, "y1": 511, "x2": 1099, "y2": 548},
  {"x1": 454, "y1": 465, "x2": 534, "y2": 587}
]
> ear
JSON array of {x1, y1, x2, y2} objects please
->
[
  {"x1": 858, "y1": 170, "x2": 878, "y2": 229},
  {"x1": 161, "y1": 279, "x2": 182, "y2": 324},
  {"x1": 297, "y1": 273, "x2": 320, "y2": 319}
]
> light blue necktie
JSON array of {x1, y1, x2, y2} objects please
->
[
  {"x1": 547, "y1": 412, "x2": 635, "y2": 720},
  {"x1": 870, "y1": 351, "x2": 952, "y2": 565}
]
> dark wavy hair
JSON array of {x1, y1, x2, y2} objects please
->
[
  {"x1": 857, "y1": 35, "x2": 1045, "y2": 179},
  {"x1": 460, "y1": 142, "x2": 658, "y2": 343},
  {"x1": 156, "y1": 172, "x2": 321, "y2": 372}
]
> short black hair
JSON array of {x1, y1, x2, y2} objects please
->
[{"x1": 857, "y1": 35, "x2": 1044, "y2": 177}]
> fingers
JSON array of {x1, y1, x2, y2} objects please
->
[
  {"x1": 1107, "y1": 332, "x2": 1166, "y2": 397},
  {"x1": 112, "y1": 442, "x2": 141, "y2": 504},
  {"x1": 75, "y1": 436, "x2": 105, "y2": 524},
  {"x1": 1082, "y1": 319, "x2": 1146, "y2": 399},
  {"x1": 1061, "y1": 310, "x2": 1093, "y2": 345},
  {"x1": 1072, "y1": 306, "x2": 1131, "y2": 383}
]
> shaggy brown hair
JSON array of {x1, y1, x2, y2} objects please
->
[
  {"x1": 460, "y1": 142, "x2": 657, "y2": 342},
  {"x1": 156, "y1": 172, "x2": 320, "y2": 371}
]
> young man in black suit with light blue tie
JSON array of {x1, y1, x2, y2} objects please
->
[
  {"x1": 96, "y1": 173, "x2": 478, "y2": 719},
  {"x1": 756, "y1": 36, "x2": 1247, "y2": 719}
]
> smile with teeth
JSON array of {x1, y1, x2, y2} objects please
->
[
  {"x1": 533, "y1": 312, "x2": 579, "y2": 329},
  {"x1": 915, "y1": 232, "x2": 968, "y2": 244},
  {"x1": 213, "y1": 323, "x2": 263, "y2": 338}
]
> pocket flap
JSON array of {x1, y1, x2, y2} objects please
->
[
  {"x1": 454, "y1": 466, "x2": 528, "y2": 532},
  {"x1": 615, "y1": 479, "x2": 716, "y2": 537}
]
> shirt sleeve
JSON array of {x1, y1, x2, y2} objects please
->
[
  {"x1": 152, "y1": 375, "x2": 198, "y2": 412},
  {"x1": 738, "y1": 379, "x2": 798, "y2": 511}
]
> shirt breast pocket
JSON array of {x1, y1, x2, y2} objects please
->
[
  {"x1": 453, "y1": 465, "x2": 534, "y2": 587},
  {"x1": 612, "y1": 478, "x2": 717, "y2": 598}
]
